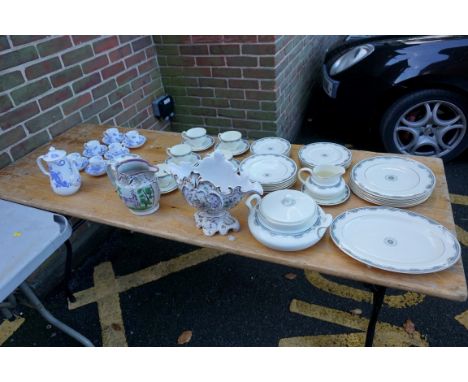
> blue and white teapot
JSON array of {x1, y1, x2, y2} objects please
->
[{"x1": 36, "y1": 147, "x2": 81, "y2": 196}]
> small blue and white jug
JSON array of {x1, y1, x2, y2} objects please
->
[{"x1": 37, "y1": 147, "x2": 81, "y2": 196}]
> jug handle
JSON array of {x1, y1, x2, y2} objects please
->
[
  {"x1": 245, "y1": 194, "x2": 261, "y2": 213},
  {"x1": 298, "y1": 167, "x2": 313, "y2": 185},
  {"x1": 36, "y1": 155, "x2": 50, "y2": 176}
]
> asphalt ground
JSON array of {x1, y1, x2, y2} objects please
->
[{"x1": 1, "y1": 118, "x2": 467, "y2": 347}]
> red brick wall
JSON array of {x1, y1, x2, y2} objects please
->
[
  {"x1": 154, "y1": 35, "x2": 278, "y2": 139},
  {"x1": 0, "y1": 35, "x2": 168, "y2": 169},
  {"x1": 275, "y1": 36, "x2": 342, "y2": 140}
]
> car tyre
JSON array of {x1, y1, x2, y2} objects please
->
[{"x1": 380, "y1": 89, "x2": 468, "y2": 161}]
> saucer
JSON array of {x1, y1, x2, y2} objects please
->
[
  {"x1": 184, "y1": 135, "x2": 215, "y2": 152},
  {"x1": 215, "y1": 139, "x2": 250, "y2": 156},
  {"x1": 104, "y1": 148, "x2": 130, "y2": 160},
  {"x1": 165, "y1": 153, "x2": 201, "y2": 166},
  {"x1": 159, "y1": 181, "x2": 178, "y2": 194},
  {"x1": 301, "y1": 184, "x2": 351, "y2": 206},
  {"x1": 102, "y1": 133, "x2": 124, "y2": 145},
  {"x1": 122, "y1": 135, "x2": 147, "y2": 149},
  {"x1": 85, "y1": 165, "x2": 107, "y2": 176},
  {"x1": 83, "y1": 144, "x2": 107, "y2": 158}
]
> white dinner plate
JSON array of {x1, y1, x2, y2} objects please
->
[
  {"x1": 330, "y1": 206, "x2": 460, "y2": 274},
  {"x1": 298, "y1": 142, "x2": 352, "y2": 168},
  {"x1": 250, "y1": 137, "x2": 291, "y2": 156},
  {"x1": 240, "y1": 154, "x2": 297, "y2": 185}
]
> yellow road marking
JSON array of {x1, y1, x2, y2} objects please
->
[
  {"x1": 305, "y1": 271, "x2": 425, "y2": 308},
  {"x1": 456, "y1": 225, "x2": 468, "y2": 247},
  {"x1": 0, "y1": 317, "x2": 25, "y2": 346},
  {"x1": 450, "y1": 193, "x2": 468, "y2": 206},
  {"x1": 93, "y1": 262, "x2": 128, "y2": 347},
  {"x1": 280, "y1": 299, "x2": 428, "y2": 347},
  {"x1": 455, "y1": 310, "x2": 468, "y2": 330},
  {"x1": 69, "y1": 248, "x2": 225, "y2": 310}
]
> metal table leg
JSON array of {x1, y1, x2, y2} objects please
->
[
  {"x1": 365, "y1": 284, "x2": 387, "y2": 347},
  {"x1": 19, "y1": 282, "x2": 94, "y2": 347},
  {"x1": 64, "y1": 240, "x2": 76, "y2": 303}
]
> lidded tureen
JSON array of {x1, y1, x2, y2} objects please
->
[
  {"x1": 168, "y1": 151, "x2": 263, "y2": 236},
  {"x1": 245, "y1": 189, "x2": 332, "y2": 251}
]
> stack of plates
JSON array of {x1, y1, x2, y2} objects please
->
[
  {"x1": 350, "y1": 156, "x2": 436, "y2": 207},
  {"x1": 239, "y1": 154, "x2": 297, "y2": 192},
  {"x1": 298, "y1": 142, "x2": 352, "y2": 169},
  {"x1": 250, "y1": 137, "x2": 291, "y2": 156}
]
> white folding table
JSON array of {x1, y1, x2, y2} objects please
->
[{"x1": 0, "y1": 199, "x2": 93, "y2": 346}]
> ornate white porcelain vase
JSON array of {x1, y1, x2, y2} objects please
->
[
  {"x1": 36, "y1": 147, "x2": 81, "y2": 196},
  {"x1": 168, "y1": 151, "x2": 263, "y2": 236}
]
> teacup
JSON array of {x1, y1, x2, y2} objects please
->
[
  {"x1": 108, "y1": 142, "x2": 127, "y2": 156},
  {"x1": 182, "y1": 127, "x2": 207, "y2": 148},
  {"x1": 125, "y1": 130, "x2": 141, "y2": 145},
  {"x1": 67, "y1": 152, "x2": 87, "y2": 171},
  {"x1": 211, "y1": 148, "x2": 233, "y2": 161},
  {"x1": 84, "y1": 140, "x2": 102, "y2": 156},
  {"x1": 166, "y1": 143, "x2": 193, "y2": 164},
  {"x1": 218, "y1": 131, "x2": 242, "y2": 151},
  {"x1": 104, "y1": 127, "x2": 122, "y2": 143},
  {"x1": 298, "y1": 165, "x2": 346, "y2": 201},
  {"x1": 155, "y1": 164, "x2": 175, "y2": 189},
  {"x1": 88, "y1": 155, "x2": 106, "y2": 172}
]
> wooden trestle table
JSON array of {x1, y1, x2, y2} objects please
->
[{"x1": 0, "y1": 124, "x2": 466, "y2": 346}]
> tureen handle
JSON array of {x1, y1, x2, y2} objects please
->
[
  {"x1": 245, "y1": 194, "x2": 261, "y2": 213},
  {"x1": 298, "y1": 167, "x2": 313, "y2": 185},
  {"x1": 316, "y1": 213, "x2": 333, "y2": 237}
]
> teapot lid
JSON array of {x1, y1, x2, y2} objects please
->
[
  {"x1": 259, "y1": 190, "x2": 317, "y2": 227},
  {"x1": 42, "y1": 147, "x2": 66, "y2": 162}
]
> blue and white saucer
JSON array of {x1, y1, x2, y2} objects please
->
[
  {"x1": 104, "y1": 148, "x2": 130, "y2": 160},
  {"x1": 102, "y1": 134, "x2": 124, "y2": 145},
  {"x1": 85, "y1": 164, "x2": 107, "y2": 176},
  {"x1": 122, "y1": 135, "x2": 147, "y2": 149},
  {"x1": 82, "y1": 145, "x2": 107, "y2": 158}
]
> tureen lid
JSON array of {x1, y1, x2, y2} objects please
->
[{"x1": 259, "y1": 190, "x2": 317, "y2": 226}]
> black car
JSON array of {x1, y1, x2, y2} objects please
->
[{"x1": 321, "y1": 35, "x2": 468, "y2": 161}]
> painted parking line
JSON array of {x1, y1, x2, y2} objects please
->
[
  {"x1": 279, "y1": 299, "x2": 428, "y2": 347},
  {"x1": 69, "y1": 248, "x2": 225, "y2": 310},
  {"x1": 0, "y1": 317, "x2": 25, "y2": 346},
  {"x1": 93, "y1": 262, "x2": 128, "y2": 347},
  {"x1": 69, "y1": 248, "x2": 226, "y2": 346},
  {"x1": 450, "y1": 193, "x2": 468, "y2": 206},
  {"x1": 305, "y1": 271, "x2": 425, "y2": 308}
]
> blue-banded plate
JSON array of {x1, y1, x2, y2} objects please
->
[{"x1": 330, "y1": 206, "x2": 461, "y2": 274}]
